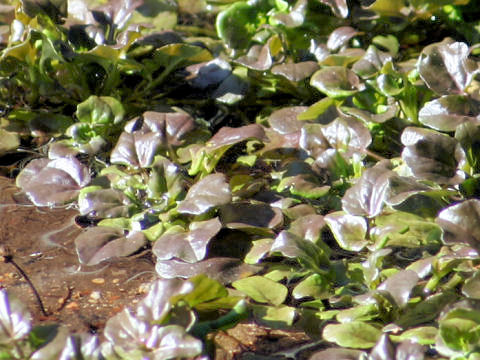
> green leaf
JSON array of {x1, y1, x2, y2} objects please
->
[
  {"x1": 232, "y1": 276, "x2": 288, "y2": 306},
  {"x1": 0, "y1": 129, "x2": 19, "y2": 155},
  {"x1": 216, "y1": 2, "x2": 260, "y2": 49},
  {"x1": 323, "y1": 321, "x2": 382, "y2": 349},
  {"x1": 251, "y1": 304, "x2": 296, "y2": 328},
  {"x1": 390, "y1": 326, "x2": 437, "y2": 345},
  {"x1": 292, "y1": 274, "x2": 330, "y2": 300},
  {"x1": 310, "y1": 66, "x2": 364, "y2": 98}
]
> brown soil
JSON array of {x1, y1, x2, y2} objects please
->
[{"x1": 0, "y1": 176, "x2": 322, "y2": 359}]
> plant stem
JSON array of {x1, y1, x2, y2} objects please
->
[{"x1": 0, "y1": 246, "x2": 48, "y2": 317}]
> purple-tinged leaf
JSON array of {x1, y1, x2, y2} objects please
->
[
  {"x1": 385, "y1": 174, "x2": 432, "y2": 206},
  {"x1": 321, "y1": 116, "x2": 372, "y2": 156},
  {"x1": 104, "y1": 308, "x2": 202, "y2": 359},
  {"x1": 155, "y1": 257, "x2": 260, "y2": 284},
  {"x1": 177, "y1": 173, "x2": 231, "y2": 215},
  {"x1": 31, "y1": 329, "x2": 101, "y2": 360},
  {"x1": 311, "y1": 66, "x2": 364, "y2": 98},
  {"x1": 207, "y1": 124, "x2": 267, "y2": 150},
  {"x1": 342, "y1": 160, "x2": 394, "y2": 217},
  {"x1": 289, "y1": 214, "x2": 325, "y2": 242},
  {"x1": 136, "y1": 279, "x2": 194, "y2": 322},
  {"x1": 111, "y1": 111, "x2": 195, "y2": 168},
  {"x1": 352, "y1": 45, "x2": 392, "y2": 78},
  {"x1": 395, "y1": 340, "x2": 426, "y2": 360},
  {"x1": 310, "y1": 348, "x2": 366, "y2": 360},
  {"x1": 79, "y1": 188, "x2": 133, "y2": 218},
  {"x1": 319, "y1": 0, "x2": 348, "y2": 18},
  {"x1": 219, "y1": 203, "x2": 283, "y2": 230},
  {"x1": 418, "y1": 39, "x2": 478, "y2": 95},
  {"x1": 271, "y1": 0, "x2": 307, "y2": 27},
  {"x1": 0, "y1": 289, "x2": 31, "y2": 344},
  {"x1": 436, "y1": 199, "x2": 480, "y2": 250},
  {"x1": 369, "y1": 334, "x2": 394, "y2": 360},
  {"x1": 418, "y1": 95, "x2": 480, "y2": 132},
  {"x1": 327, "y1": 27, "x2": 359, "y2": 52},
  {"x1": 75, "y1": 227, "x2": 147, "y2": 265},
  {"x1": 153, "y1": 217, "x2": 222, "y2": 263},
  {"x1": 16, "y1": 156, "x2": 91, "y2": 207},
  {"x1": 271, "y1": 61, "x2": 319, "y2": 82},
  {"x1": 401, "y1": 127, "x2": 465, "y2": 184},
  {"x1": 325, "y1": 211, "x2": 368, "y2": 251},
  {"x1": 94, "y1": 0, "x2": 143, "y2": 29},
  {"x1": 186, "y1": 58, "x2": 232, "y2": 89},
  {"x1": 268, "y1": 106, "x2": 307, "y2": 134},
  {"x1": 462, "y1": 271, "x2": 480, "y2": 300},
  {"x1": 377, "y1": 270, "x2": 419, "y2": 307},
  {"x1": 235, "y1": 43, "x2": 272, "y2": 71},
  {"x1": 299, "y1": 124, "x2": 329, "y2": 159},
  {"x1": 212, "y1": 73, "x2": 249, "y2": 104}
]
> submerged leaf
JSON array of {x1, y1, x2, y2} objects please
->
[
  {"x1": 75, "y1": 227, "x2": 147, "y2": 265},
  {"x1": 155, "y1": 257, "x2": 260, "y2": 284}
]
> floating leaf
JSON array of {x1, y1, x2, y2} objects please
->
[
  {"x1": 75, "y1": 227, "x2": 147, "y2": 265},
  {"x1": 232, "y1": 276, "x2": 288, "y2": 306},
  {"x1": 377, "y1": 270, "x2": 419, "y2": 307},
  {"x1": 325, "y1": 211, "x2": 368, "y2": 251},
  {"x1": 342, "y1": 160, "x2": 393, "y2": 217},
  {"x1": 310, "y1": 348, "x2": 366, "y2": 360},
  {"x1": 271, "y1": 61, "x2": 319, "y2": 82},
  {"x1": 219, "y1": 203, "x2": 283, "y2": 231},
  {"x1": 327, "y1": 27, "x2": 359, "y2": 51},
  {"x1": 311, "y1": 66, "x2": 363, "y2": 98},
  {"x1": 186, "y1": 58, "x2": 232, "y2": 89},
  {"x1": 0, "y1": 289, "x2": 31, "y2": 344},
  {"x1": 437, "y1": 199, "x2": 480, "y2": 249},
  {"x1": 16, "y1": 156, "x2": 91, "y2": 207},
  {"x1": 0, "y1": 129, "x2": 19, "y2": 155},
  {"x1": 418, "y1": 39, "x2": 477, "y2": 95},
  {"x1": 155, "y1": 257, "x2": 260, "y2": 284},
  {"x1": 319, "y1": 0, "x2": 348, "y2": 18},
  {"x1": 401, "y1": 127, "x2": 465, "y2": 184},
  {"x1": 152, "y1": 218, "x2": 222, "y2": 263},
  {"x1": 177, "y1": 173, "x2": 231, "y2": 214},
  {"x1": 78, "y1": 187, "x2": 134, "y2": 218},
  {"x1": 251, "y1": 304, "x2": 296, "y2": 328},
  {"x1": 268, "y1": 106, "x2": 306, "y2": 134},
  {"x1": 419, "y1": 95, "x2": 480, "y2": 132},
  {"x1": 323, "y1": 322, "x2": 382, "y2": 349}
]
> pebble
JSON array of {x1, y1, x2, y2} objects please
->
[
  {"x1": 89, "y1": 291, "x2": 101, "y2": 302},
  {"x1": 112, "y1": 278, "x2": 119, "y2": 284},
  {"x1": 91, "y1": 278, "x2": 105, "y2": 285}
]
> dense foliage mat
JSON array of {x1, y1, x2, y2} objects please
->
[{"x1": 2, "y1": 0, "x2": 480, "y2": 358}]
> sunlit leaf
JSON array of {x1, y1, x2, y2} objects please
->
[
  {"x1": 232, "y1": 276, "x2": 287, "y2": 305},
  {"x1": 16, "y1": 156, "x2": 91, "y2": 207},
  {"x1": 323, "y1": 322, "x2": 382, "y2": 349},
  {"x1": 0, "y1": 289, "x2": 31, "y2": 344},
  {"x1": 177, "y1": 173, "x2": 231, "y2": 214}
]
